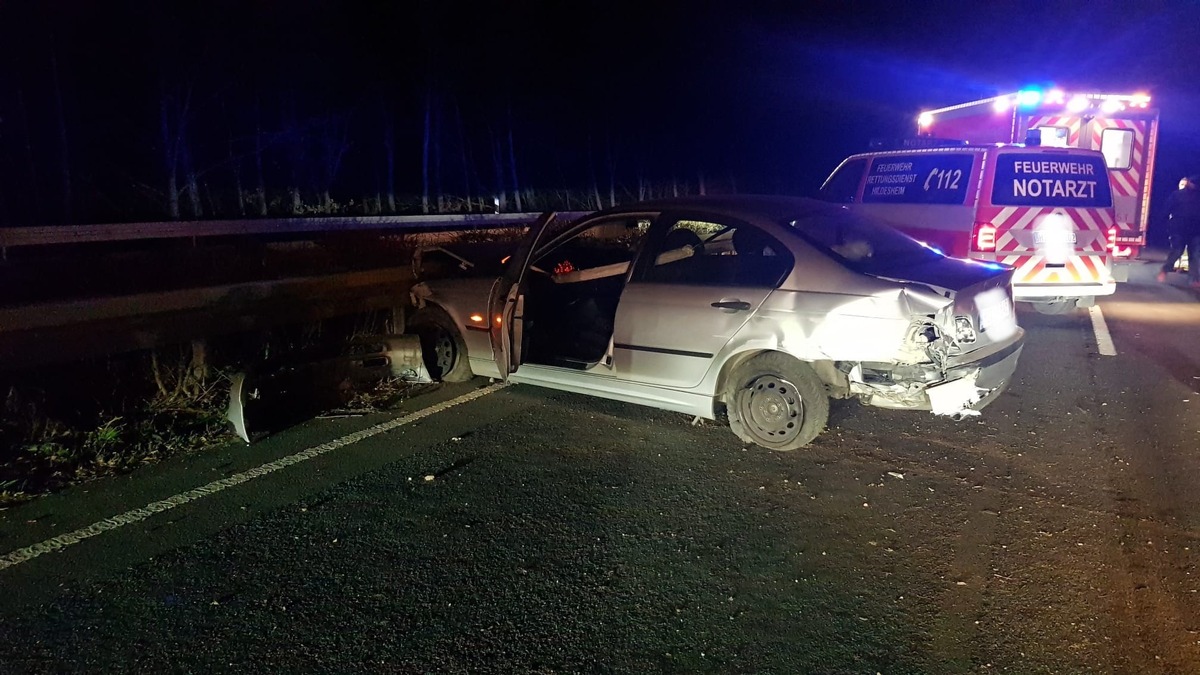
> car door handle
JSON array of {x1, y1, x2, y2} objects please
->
[{"x1": 711, "y1": 300, "x2": 752, "y2": 311}]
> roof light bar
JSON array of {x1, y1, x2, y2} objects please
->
[{"x1": 920, "y1": 90, "x2": 1153, "y2": 120}]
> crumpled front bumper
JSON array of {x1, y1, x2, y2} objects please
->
[{"x1": 851, "y1": 329, "x2": 1026, "y2": 415}]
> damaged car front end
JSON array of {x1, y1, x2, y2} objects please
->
[
  {"x1": 842, "y1": 282, "x2": 1023, "y2": 417},
  {"x1": 786, "y1": 208, "x2": 1025, "y2": 418}
]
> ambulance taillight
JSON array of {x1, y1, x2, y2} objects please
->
[
  {"x1": 972, "y1": 223, "x2": 997, "y2": 252},
  {"x1": 1106, "y1": 227, "x2": 1133, "y2": 257}
]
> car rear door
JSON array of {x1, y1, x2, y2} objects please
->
[
  {"x1": 488, "y1": 212, "x2": 560, "y2": 378},
  {"x1": 611, "y1": 213, "x2": 794, "y2": 389}
]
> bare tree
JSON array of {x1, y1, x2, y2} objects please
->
[
  {"x1": 15, "y1": 89, "x2": 41, "y2": 222},
  {"x1": 222, "y1": 100, "x2": 245, "y2": 217},
  {"x1": 507, "y1": 112, "x2": 522, "y2": 211},
  {"x1": 421, "y1": 93, "x2": 432, "y2": 214},
  {"x1": 454, "y1": 102, "x2": 473, "y2": 211},
  {"x1": 606, "y1": 135, "x2": 618, "y2": 207},
  {"x1": 158, "y1": 77, "x2": 194, "y2": 220},
  {"x1": 317, "y1": 114, "x2": 350, "y2": 210},
  {"x1": 490, "y1": 127, "x2": 507, "y2": 212},
  {"x1": 182, "y1": 136, "x2": 202, "y2": 217},
  {"x1": 383, "y1": 110, "x2": 396, "y2": 214},
  {"x1": 434, "y1": 101, "x2": 445, "y2": 213},
  {"x1": 253, "y1": 98, "x2": 268, "y2": 216},
  {"x1": 588, "y1": 135, "x2": 603, "y2": 210},
  {"x1": 279, "y1": 100, "x2": 306, "y2": 214}
]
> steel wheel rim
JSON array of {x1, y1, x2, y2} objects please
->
[
  {"x1": 430, "y1": 330, "x2": 457, "y2": 375},
  {"x1": 738, "y1": 375, "x2": 803, "y2": 444}
]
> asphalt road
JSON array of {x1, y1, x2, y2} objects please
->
[{"x1": 2, "y1": 260, "x2": 1199, "y2": 673}]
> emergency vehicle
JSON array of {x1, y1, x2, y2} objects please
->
[
  {"x1": 819, "y1": 142, "x2": 1118, "y2": 313},
  {"x1": 914, "y1": 89, "x2": 1159, "y2": 260}
]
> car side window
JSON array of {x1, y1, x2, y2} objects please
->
[
  {"x1": 819, "y1": 158, "x2": 867, "y2": 203},
  {"x1": 532, "y1": 216, "x2": 650, "y2": 280},
  {"x1": 639, "y1": 218, "x2": 792, "y2": 288}
]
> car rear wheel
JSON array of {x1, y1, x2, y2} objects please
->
[
  {"x1": 724, "y1": 353, "x2": 828, "y2": 451},
  {"x1": 407, "y1": 307, "x2": 474, "y2": 382}
]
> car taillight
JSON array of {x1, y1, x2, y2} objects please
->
[{"x1": 972, "y1": 223, "x2": 997, "y2": 252}]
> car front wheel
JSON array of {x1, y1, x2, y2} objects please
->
[
  {"x1": 724, "y1": 353, "x2": 829, "y2": 450},
  {"x1": 407, "y1": 307, "x2": 474, "y2": 382}
]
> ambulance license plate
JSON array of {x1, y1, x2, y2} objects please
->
[{"x1": 1034, "y1": 230, "x2": 1076, "y2": 245}]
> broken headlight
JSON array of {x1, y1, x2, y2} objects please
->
[{"x1": 953, "y1": 316, "x2": 977, "y2": 344}]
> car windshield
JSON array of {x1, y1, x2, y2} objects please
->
[{"x1": 784, "y1": 207, "x2": 945, "y2": 276}]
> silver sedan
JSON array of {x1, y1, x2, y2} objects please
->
[{"x1": 408, "y1": 196, "x2": 1025, "y2": 450}]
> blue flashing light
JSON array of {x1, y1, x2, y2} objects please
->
[
  {"x1": 1016, "y1": 89, "x2": 1042, "y2": 107},
  {"x1": 917, "y1": 240, "x2": 945, "y2": 256}
]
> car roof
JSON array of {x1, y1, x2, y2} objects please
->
[{"x1": 592, "y1": 194, "x2": 838, "y2": 224}]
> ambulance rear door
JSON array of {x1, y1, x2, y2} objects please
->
[{"x1": 975, "y1": 147, "x2": 1116, "y2": 301}]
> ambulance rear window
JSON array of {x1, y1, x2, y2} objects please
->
[{"x1": 991, "y1": 153, "x2": 1112, "y2": 207}]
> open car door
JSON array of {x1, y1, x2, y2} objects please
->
[{"x1": 487, "y1": 212, "x2": 560, "y2": 379}]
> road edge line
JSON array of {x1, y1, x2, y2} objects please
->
[
  {"x1": 1089, "y1": 305, "x2": 1117, "y2": 356},
  {"x1": 0, "y1": 381, "x2": 509, "y2": 573}
]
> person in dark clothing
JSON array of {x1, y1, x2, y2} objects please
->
[{"x1": 1157, "y1": 176, "x2": 1200, "y2": 286}]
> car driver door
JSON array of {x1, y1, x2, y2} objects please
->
[{"x1": 487, "y1": 212, "x2": 560, "y2": 378}]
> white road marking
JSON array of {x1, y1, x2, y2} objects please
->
[
  {"x1": 1089, "y1": 305, "x2": 1117, "y2": 356},
  {"x1": 0, "y1": 382, "x2": 509, "y2": 573}
]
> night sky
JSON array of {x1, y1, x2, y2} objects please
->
[{"x1": 1, "y1": 0, "x2": 1198, "y2": 225}]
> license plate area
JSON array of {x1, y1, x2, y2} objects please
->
[{"x1": 1033, "y1": 230, "x2": 1077, "y2": 245}]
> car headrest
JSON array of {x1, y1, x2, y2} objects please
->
[{"x1": 732, "y1": 227, "x2": 772, "y2": 255}]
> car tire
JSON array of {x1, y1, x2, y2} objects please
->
[
  {"x1": 407, "y1": 307, "x2": 474, "y2": 382},
  {"x1": 724, "y1": 352, "x2": 829, "y2": 451}
]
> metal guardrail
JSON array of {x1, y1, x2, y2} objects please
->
[
  {"x1": 0, "y1": 210, "x2": 599, "y2": 368},
  {"x1": 0, "y1": 268, "x2": 417, "y2": 369},
  {"x1": 0, "y1": 211, "x2": 591, "y2": 253}
]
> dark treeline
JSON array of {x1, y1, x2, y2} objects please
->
[
  {"x1": 9, "y1": 2, "x2": 1190, "y2": 229},
  {"x1": 0, "y1": 1, "x2": 749, "y2": 226}
]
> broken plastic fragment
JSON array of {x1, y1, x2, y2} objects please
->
[
  {"x1": 927, "y1": 369, "x2": 986, "y2": 416},
  {"x1": 226, "y1": 372, "x2": 250, "y2": 443}
]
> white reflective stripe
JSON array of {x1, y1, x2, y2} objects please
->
[
  {"x1": 1112, "y1": 171, "x2": 1139, "y2": 195},
  {"x1": 1011, "y1": 206, "x2": 1044, "y2": 231},
  {"x1": 1077, "y1": 208, "x2": 1098, "y2": 231},
  {"x1": 0, "y1": 382, "x2": 510, "y2": 573},
  {"x1": 992, "y1": 206, "x2": 1018, "y2": 226},
  {"x1": 1089, "y1": 305, "x2": 1117, "y2": 356}
]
